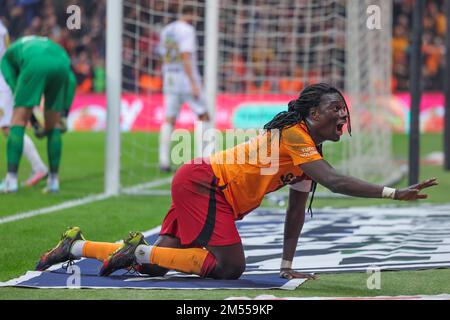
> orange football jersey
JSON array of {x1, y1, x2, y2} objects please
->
[{"x1": 210, "y1": 122, "x2": 322, "y2": 219}]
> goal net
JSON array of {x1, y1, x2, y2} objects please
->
[{"x1": 113, "y1": 0, "x2": 401, "y2": 196}]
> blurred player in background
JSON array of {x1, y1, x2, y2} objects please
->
[
  {"x1": 158, "y1": 4, "x2": 210, "y2": 172},
  {"x1": 36, "y1": 84, "x2": 438, "y2": 280},
  {"x1": 30, "y1": 69, "x2": 76, "y2": 138},
  {"x1": 0, "y1": 36, "x2": 71, "y2": 193},
  {"x1": 0, "y1": 21, "x2": 48, "y2": 192}
]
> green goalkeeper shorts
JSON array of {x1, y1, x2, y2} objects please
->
[
  {"x1": 13, "y1": 56, "x2": 71, "y2": 111},
  {"x1": 64, "y1": 71, "x2": 76, "y2": 112}
]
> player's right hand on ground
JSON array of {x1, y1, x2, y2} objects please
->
[
  {"x1": 395, "y1": 178, "x2": 438, "y2": 201},
  {"x1": 280, "y1": 269, "x2": 318, "y2": 280}
]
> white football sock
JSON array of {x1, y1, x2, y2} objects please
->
[
  {"x1": 70, "y1": 240, "x2": 86, "y2": 259},
  {"x1": 6, "y1": 172, "x2": 18, "y2": 181},
  {"x1": 135, "y1": 244, "x2": 153, "y2": 264},
  {"x1": 47, "y1": 173, "x2": 59, "y2": 188},
  {"x1": 159, "y1": 122, "x2": 173, "y2": 168},
  {"x1": 23, "y1": 134, "x2": 47, "y2": 173}
]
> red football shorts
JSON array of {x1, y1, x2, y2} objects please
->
[{"x1": 160, "y1": 158, "x2": 241, "y2": 247}]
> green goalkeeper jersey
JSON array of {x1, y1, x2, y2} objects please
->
[{"x1": 1, "y1": 36, "x2": 72, "y2": 110}]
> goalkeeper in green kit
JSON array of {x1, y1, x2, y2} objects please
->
[
  {"x1": 30, "y1": 69, "x2": 76, "y2": 138},
  {"x1": 0, "y1": 36, "x2": 72, "y2": 193}
]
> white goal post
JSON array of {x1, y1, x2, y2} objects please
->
[{"x1": 105, "y1": 0, "x2": 123, "y2": 196}]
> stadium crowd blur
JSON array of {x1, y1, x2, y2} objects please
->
[
  {"x1": 393, "y1": 0, "x2": 446, "y2": 92},
  {"x1": 0, "y1": 0, "x2": 446, "y2": 94}
]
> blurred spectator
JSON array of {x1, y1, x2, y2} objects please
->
[
  {"x1": 122, "y1": 36, "x2": 137, "y2": 92},
  {"x1": 222, "y1": 52, "x2": 246, "y2": 92},
  {"x1": 73, "y1": 51, "x2": 93, "y2": 93},
  {"x1": 139, "y1": 73, "x2": 163, "y2": 93},
  {"x1": 92, "y1": 57, "x2": 106, "y2": 93},
  {"x1": 246, "y1": 68, "x2": 272, "y2": 94},
  {"x1": 139, "y1": 56, "x2": 163, "y2": 94},
  {"x1": 392, "y1": 24, "x2": 409, "y2": 90},
  {"x1": 279, "y1": 67, "x2": 305, "y2": 94},
  {"x1": 393, "y1": 0, "x2": 446, "y2": 91}
]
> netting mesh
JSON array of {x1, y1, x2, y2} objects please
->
[
  {"x1": 119, "y1": 0, "x2": 399, "y2": 193},
  {"x1": 343, "y1": 0, "x2": 398, "y2": 183},
  {"x1": 218, "y1": 0, "x2": 346, "y2": 93}
]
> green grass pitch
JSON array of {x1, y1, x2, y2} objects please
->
[{"x1": 0, "y1": 131, "x2": 449, "y2": 300}]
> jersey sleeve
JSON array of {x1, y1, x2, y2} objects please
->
[
  {"x1": 178, "y1": 27, "x2": 196, "y2": 53},
  {"x1": 281, "y1": 124, "x2": 323, "y2": 166}
]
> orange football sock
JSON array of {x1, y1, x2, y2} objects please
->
[
  {"x1": 149, "y1": 246, "x2": 217, "y2": 277},
  {"x1": 82, "y1": 241, "x2": 122, "y2": 261}
]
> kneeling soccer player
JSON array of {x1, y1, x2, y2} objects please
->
[{"x1": 36, "y1": 83, "x2": 438, "y2": 280}]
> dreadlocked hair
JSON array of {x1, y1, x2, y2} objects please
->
[
  {"x1": 263, "y1": 83, "x2": 352, "y2": 217},
  {"x1": 264, "y1": 83, "x2": 351, "y2": 133}
]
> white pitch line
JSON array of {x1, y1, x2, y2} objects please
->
[
  {"x1": 121, "y1": 176, "x2": 172, "y2": 193},
  {"x1": 0, "y1": 177, "x2": 173, "y2": 225},
  {"x1": 0, "y1": 193, "x2": 111, "y2": 225},
  {"x1": 122, "y1": 189, "x2": 171, "y2": 196}
]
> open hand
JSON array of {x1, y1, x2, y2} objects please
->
[
  {"x1": 395, "y1": 178, "x2": 438, "y2": 201},
  {"x1": 280, "y1": 269, "x2": 318, "y2": 280}
]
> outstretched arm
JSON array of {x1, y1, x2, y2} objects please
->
[
  {"x1": 280, "y1": 188, "x2": 317, "y2": 280},
  {"x1": 300, "y1": 159, "x2": 438, "y2": 200}
]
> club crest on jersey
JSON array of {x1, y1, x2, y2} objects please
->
[{"x1": 280, "y1": 173, "x2": 295, "y2": 186}]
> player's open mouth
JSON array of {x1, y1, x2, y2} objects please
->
[{"x1": 336, "y1": 123, "x2": 345, "y2": 136}]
